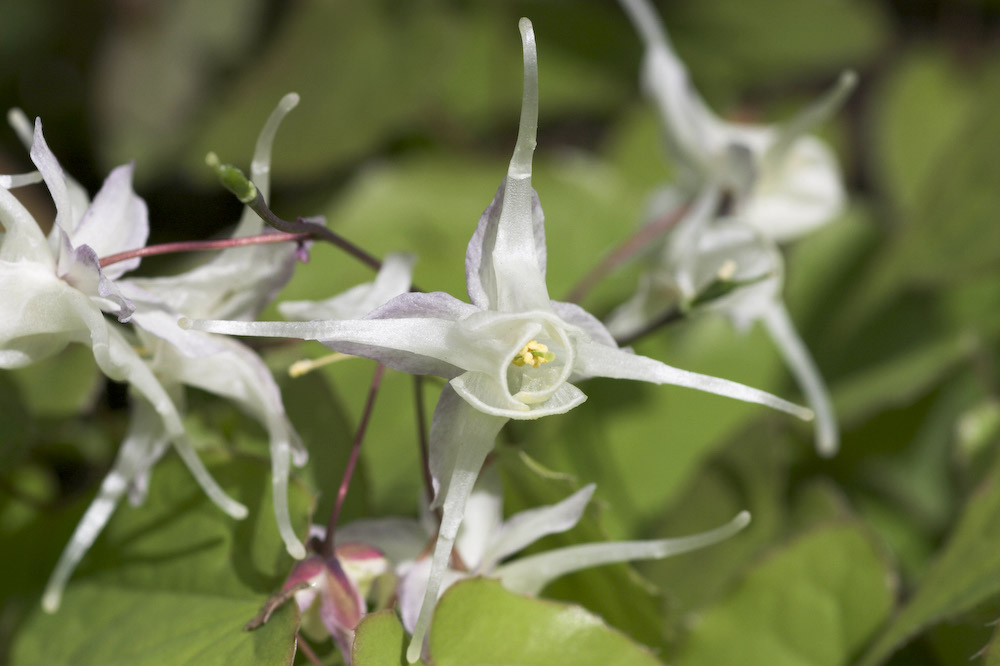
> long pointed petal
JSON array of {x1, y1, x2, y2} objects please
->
[
  {"x1": 480, "y1": 484, "x2": 595, "y2": 571},
  {"x1": 574, "y1": 340, "x2": 814, "y2": 421},
  {"x1": 766, "y1": 71, "x2": 858, "y2": 166},
  {"x1": 488, "y1": 19, "x2": 551, "y2": 314},
  {"x1": 493, "y1": 511, "x2": 751, "y2": 595},
  {"x1": 407, "y1": 387, "x2": 506, "y2": 662},
  {"x1": 235, "y1": 93, "x2": 300, "y2": 237},
  {"x1": 0, "y1": 184, "x2": 53, "y2": 267},
  {"x1": 0, "y1": 171, "x2": 43, "y2": 188},
  {"x1": 761, "y1": 302, "x2": 839, "y2": 456},
  {"x1": 42, "y1": 400, "x2": 167, "y2": 612}
]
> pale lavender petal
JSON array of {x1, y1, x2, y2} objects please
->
[
  {"x1": 480, "y1": 484, "x2": 595, "y2": 572},
  {"x1": 550, "y1": 301, "x2": 618, "y2": 349},
  {"x1": 397, "y1": 557, "x2": 468, "y2": 635},
  {"x1": 573, "y1": 340, "x2": 814, "y2": 420},
  {"x1": 493, "y1": 511, "x2": 751, "y2": 595},
  {"x1": 56, "y1": 234, "x2": 136, "y2": 321}
]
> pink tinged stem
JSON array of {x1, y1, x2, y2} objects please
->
[
  {"x1": 324, "y1": 363, "x2": 386, "y2": 557},
  {"x1": 97, "y1": 231, "x2": 313, "y2": 268},
  {"x1": 564, "y1": 202, "x2": 691, "y2": 304}
]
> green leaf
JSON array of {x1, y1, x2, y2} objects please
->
[
  {"x1": 665, "y1": 0, "x2": 887, "y2": 95},
  {"x1": 496, "y1": 449, "x2": 665, "y2": 651},
  {"x1": 858, "y1": 453, "x2": 1000, "y2": 666},
  {"x1": 352, "y1": 610, "x2": 409, "y2": 666},
  {"x1": 10, "y1": 453, "x2": 312, "y2": 666},
  {"x1": 6, "y1": 344, "x2": 102, "y2": 418},
  {"x1": 675, "y1": 523, "x2": 894, "y2": 666},
  {"x1": 871, "y1": 47, "x2": 976, "y2": 213},
  {"x1": 429, "y1": 578, "x2": 663, "y2": 666}
]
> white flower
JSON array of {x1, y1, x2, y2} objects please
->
[
  {"x1": 182, "y1": 19, "x2": 811, "y2": 661},
  {"x1": 617, "y1": 0, "x2": 856, "y2": 241},
  {"x1": 0, "y1": 114, "x2": 250, "y2": 612},
  {"x1": 337, "y1": 466, "x2": 749, "y2": 639}
]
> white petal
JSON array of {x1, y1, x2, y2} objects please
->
[
  {"x1": 0, "y1": 185, "x2": 54, "y2": 267},
  {"x1": 574, "y1": 340, "x2": 814, "y2": 421},
  {"x1": 29, "y1": 119, "x2": 88, "y2": 235},
  {"x1": 480, "y1": 484, "x2": 595, "y2": 572},
  {"x1": 69, "y1": 163, "x2": 148, "y2": 277},
  {"x1": 455, "y1": 465, "x2": 504, "y2": 571},
  {"x1": 100, "y1": 326, "x2": 249, "y2": 520},
  {"x1": 493, "y1": 511, "x2": 751, "y2": 595},
  {"x1": 0, "y1": 170, "x2": 43, "y2": 188},
  {"x1": 407, "y1": 386, "x2": 506, "y2": 661},
  {"x1": 465, "y1": 179, "x2": 546, "y2": 311},
  {"x1": 0, "y1": 261, "x2": 101, "y2": 368},
  {"x1": 42, "y1": 400, "x2": 168, "y2": 612},
  {"x1": 280, "y1": 252, "x2": 415, "y2": 321},
  {"x1": 184, "y1": 304, "x2": 489, "y2": 380},
  {"x1": 397, "y1": 558, "x2": 468, "y2": 635},
  {"x1": 761, "y1": 302, "x2": 839, "y2": 456}
]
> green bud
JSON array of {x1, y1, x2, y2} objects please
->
[{"x1": 205, "y1": 152, "x2": 257, "y2": 204}]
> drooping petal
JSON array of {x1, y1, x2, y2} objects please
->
[
  {"x1": 454, "y1": 465, "x2": 505, "y2": 571},
  {"x1": 67, "y1": 163, "x2": 148, "y2": 277},
  {"x1": 99, "y1": 325, "x2": 248, "y2": 520},
  {"x1": 573, "y1": 340, "x2": 814, "y2": 421},
  {"x1": 479, "y1": 483, "x2": 595, "y2": 572},
  {"x1": 760, "y1": 301, "x2": 839, "y2": 456},
  {"x1": 407, "y1": 386, "x2": 506, "y2": 662},
  {"x1": 493, "y1": 511, "x2": 750, "y2": 595},
  {"x1": 41, "y1": 398, "x2": 167, "y2": 612},
  {"x1": 280, "y1": 252, "x2": 415, "y2": 321},
  {"x1": 396, "y1": 557, "x2": 469, "y2": 635}
]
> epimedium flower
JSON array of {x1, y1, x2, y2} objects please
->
[
  {"x1": 617, "y1": 0, "x2": 856, "y2": 242},
  {"x1": 606, "y1": 203, "x2": 840, "y2": 456},
  {"x1": 0, "y1": 113, "x2": 249, "y2": 612},
  {"x1": 182, "y1": 18, "x2": 812, "y2": 661},
  {"x1": 266, "y1": 542, "x2": 389, "y2": 665},
  {"x1": 116, "y1": 94, "x2": 310, "y2": 561},
  {"x1": 335, "y1": 465, "x2": 750, "y2": 641}
]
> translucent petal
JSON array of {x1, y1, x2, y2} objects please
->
[
  {"x1": 761, "y1": 302, "x2": 839, "y2": 456},
  {"x1": 574, "y1": 340, "x2": 814, "y2": 421},
  {"x1": 407, "y1": 386, "x2": 506, "y2": 662},
  {"x1": 494, "y1": 511, "x2": 751, "y2": 595},
  {"x1": 480, "y1": 484, "x2": 595, "y2": 571}
]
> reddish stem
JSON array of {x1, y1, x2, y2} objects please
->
[
  {"x1": 296, "y1": 633, "x2": 324, "y2": 666},
  {"x1": 564, "y1": 203, "x2": 690, "y2": 304},
  {"x1": 98, "y1": 231, "x2": 312, "y2": 268},
  {"x1": 324, "y1": 363, "x2": 387, "y2": 557}
]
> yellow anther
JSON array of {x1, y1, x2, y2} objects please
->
[
  {"x1": 512, "y1": 340, "x2": 554, "y2": 368},
  {"x1": 717, "y1": 260, "x2": 738, "y2": 281},
  {"x1": 289, "y1": 352, "x2": 353, "y2": 377}
]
